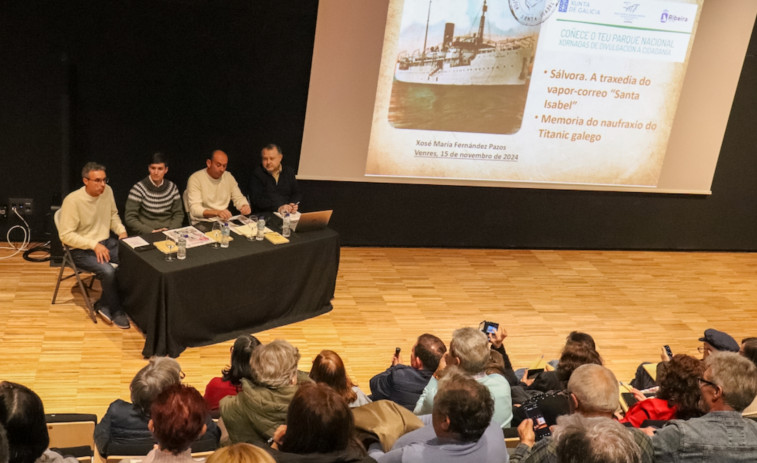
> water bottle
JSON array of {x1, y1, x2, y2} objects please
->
[
  {"x1": 256, "y1": 217, "x2": 265, "y2": 241},
  {"x1": 177, "y1": 234, "x2": 187, "y2": 260},
  {"x1": 282, "y1": 213, "x2": 291, "y2": 238},
  {"x1": 221, "y1": 222, "x2": 230, "y2": 248}
]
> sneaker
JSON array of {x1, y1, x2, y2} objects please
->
[
  {"x1": 97, "y1": 305, "x2": 114, "y2": 325},
  {"x1": 112, "y1": 311, "x2": 131, "y2": 330}
]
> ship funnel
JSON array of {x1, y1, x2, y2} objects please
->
[{"x1": 443, "y1": 23, "x2": 454, "y2": 51}]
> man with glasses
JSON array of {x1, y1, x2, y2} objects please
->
[
  {"x1": 58, "y1": 162, "x2": 129, "y2": 329},
  {"x1": 651, "y1": 352, "x2": 757, "y2": 461}
]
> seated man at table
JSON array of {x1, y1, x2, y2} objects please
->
[
  {"x1": 58, "y1": 162, "x2": 129, "y2": 329},
  {"x1": 186, "y1": 149, "x2": 251, "y2": 226},
  {"x1": 124, "y1": 151, "x2": 184, "y2": 235},
  {"x1": 249, "y1": 143, "x2": 302, "y2": 214}
]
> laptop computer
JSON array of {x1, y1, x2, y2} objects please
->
[{"x1": 293, "y1": 210, "x2": 332, "y2": 233}]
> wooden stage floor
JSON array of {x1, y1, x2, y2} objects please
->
[{"x1": 1, "y1": 245, "x2": 755, "y2": 419}]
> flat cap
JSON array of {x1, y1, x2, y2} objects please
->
[{"x1": 699, "y1": 328, "x2": 740, "y2": 353}]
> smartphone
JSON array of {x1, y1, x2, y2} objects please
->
[
  {"x1": 663, "y1": 345, "x2": 673, "y2": 359},
  {"x1": 481, "y1": 321, "x2": 499, "y2": 336},
  {"x1": 621, "y1": 392, "x2": 640, "y2": 409},
  {"x1": 229, "y1": 218, "x2": 245, "y2": 227},
  {"x1": 394, "y1": 347, "x2": 401, "y2": 357},
  {"x1": 523, "y1": 402, "x2": 551, "y2": 441},
  {"x1": 527, "y1": 368, "x2": 544, "y2": 378}
]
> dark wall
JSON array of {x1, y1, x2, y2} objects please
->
[{"x1": 1, "y1": 1, "x2": 755, "y2": 250}]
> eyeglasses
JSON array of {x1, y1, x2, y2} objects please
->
[
  {"x1": 697, "y1": 346, "x2": 712, "y2": 354},
  {"x1": 86, "y1": 177, "x2": 109, "y2": 184},
  {"x1": 697, "y1": 377, "x2": 718, "y2": 389}
]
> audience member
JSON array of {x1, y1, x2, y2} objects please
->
[
  {"x1": 740, "y1": 337, "x2": 757, "y2": 417},
  {"x1": 186, "y1": 150, "x2": 251, "y2": 225},
  {"x1": 94, "y1": 357, "x2": 219, "y2": 457},
  {"x1": 267, "y1": 382, "x2": 372, "y2": 462},
  {"x1": 124, "y1": 152, "x2": 184, "y2": 235},
  {"x1": 206, "y1": 443, "x2": 275, "y2": 463},
  {"x1": 0, "y1": 382, "x2": 76, "y2": 463},
  {"x1": 204, "y1": 335, "x2": 261, "y2": 415},
  {"x1": 553, "y1": 414, "x2": 641, "y2": 463},
  {"x1": 142, "y1": 384, "x2": 208, "y2": 463},
  {"x1": 249, "y1": 144, "x2": 302, "y2": 214},
  {"x1": 620, "y1": 354, "x2": 704, "y2": 427},
  {"x1": 631, "y1": 328, "x2": 739, "y2": 389},
  {"x1": 220, "y1": 340, "x2": 306, "y2": 445},
  {"x1": 651, "y1": 352, "x2": 757, "y2": 461},
  {"x1": 369, "y1": 369, "x2": 508, "y2": 462},
  {"x1": 414, "y1": 327, "x2": 513, "y2": 427},
  {"x1": 369, "y1": 334, "x2": 447, "y2": 410},
  {"x1": 309, "y1": 350, "x2": 371, "y2": 408},
  {"x1": 57, "y1": 162, "x2": 129, "y2": 329},
  {"x1": 487, "y1": 326, "x2": 519, "y2": 386},
  {"x1": 523, "y1": 341, "x2": 602, "y2": 393},
  {"x1": 511, "y1": 364, "x2": 653, "y2": 463}
]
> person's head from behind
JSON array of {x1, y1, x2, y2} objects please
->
[
  {"x1": 280, "y1": 382, "x2": 357, "y2": 455},
  {"x1": 206, "y1": 443, "x2": 274, "y2": 463},
  {"x1": 447, "y1": 327, "x2": 490, "y2": 375},
  {"x1": 250, "y1": 340, "x2": 300, "y2": 388},
  {"x1": 0, "y1": 382, "x2": 49, "y2": 463},
  {"x1": 566, "y1": 331, "x2": 596, "y2": 351},
  {"x1": 701, "y1": 351, "x2": 757, "y2": 412},
  {"x1": 554, "y1": 414, "x2": 641, "y2": 463},
  {"x1": 432, "y1": 369, "x2": 493, "y2": 443},
  {"x1": 411, "y1": 333, "x2": 447, "y2": 372},
  {"x1": 557, "y1": 341, "x2": 603, "y2": 384},
  {"x1": 567, "y1": 364, "x2": 619, "y2": 417},
  {"x1": 223, "y1": 335, "x2": 261, "y2": 386},
  {"x1": 308, "y1": 350, "x2": 356, "y2": 404},
  {"x1": 655, "y1": 354, "x2": 704, "y2": 420},
  {"x1": 149, "y1": 384, "x2": 208, "y2": 455},
  {"x1": 740, "y1": 337, "x2": 757, "y2": 367},
  {"x1": 131, "y1": 356, "x2": 183, "y2": 417},
  {"x1": 0, "y1": 425, "x2": 9, "y2": 463}
]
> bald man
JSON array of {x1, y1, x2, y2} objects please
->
[{"x1": 185, "y1": 150, "x2": 251, "y2": 225}]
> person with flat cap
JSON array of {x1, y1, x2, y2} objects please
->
[{"x1": 630, "y1": 328, "x2": 739, "y2": 390}]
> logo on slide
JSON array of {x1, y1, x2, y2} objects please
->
[
  {"x1": 509, "y1": 0, "x2": 559, "y2": 26},
  {"x1": 660, "y1": 10, "x2": 669, "y2": 23}
]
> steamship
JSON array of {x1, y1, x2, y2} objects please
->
[{"x1": 394, "y1": 0, "x2": 534, "y2": 86}]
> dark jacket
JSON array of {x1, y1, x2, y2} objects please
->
[
  {"x1": 94, "y1": 399, "x2": 220, "y2": 457},
  {"x1": 368, "y1": 365, "x2": 433, "y2": 411},
  {"x1": 249, "y1": 165, "x2": 302, "y2": 212}
]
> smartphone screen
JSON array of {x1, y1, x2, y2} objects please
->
[
  {"x1": 664, "y1": 345, "x2": 673, "y2": 358},
  {"x1": 523, "y1": 403, "x2": 551, "y2": 441}
]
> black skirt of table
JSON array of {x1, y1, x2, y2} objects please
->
[{"x1": 118, "y1": 225, "x2": 340, "y2": 357}]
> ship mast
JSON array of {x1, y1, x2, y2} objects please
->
[
  {"x1": 422, "y1": 0, "x2": 431, "y2": 59},
  {"x1": 477, "y1": 0, "x2": 487, "y2": 47}
]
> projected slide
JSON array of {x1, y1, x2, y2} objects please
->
[{"x1": 366, "y1": 0, "x2": 702, "y2": 187}]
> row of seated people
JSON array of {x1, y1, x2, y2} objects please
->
[{"x1": 2, "y1": 328, "x2": 756, "y2": 463}]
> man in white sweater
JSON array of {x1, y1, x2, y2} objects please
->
[
  {"x1": 58, "y1": 162, "x2": 129, "y2": 329},
  {"x1": 185, "y1": 150, "x2": 251, "y2": 226}
]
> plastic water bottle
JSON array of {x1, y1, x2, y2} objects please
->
[
  {"x1": 177, "y1": 234, "x2": 187, "y2": 260},
  {"x1": 282, "y1": 213, "x2": 291, "y2": 238},
  {"x1": 221, "y1": 222, "x2": 230, "y2": 248},
  {"x1": 256, "y1": 217, "x2": 265, "y2": 241}
]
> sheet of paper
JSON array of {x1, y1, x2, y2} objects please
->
[
  {"x1": 122, "y1": 236, "x2": 150, "y2": 249},
  {"x1": 163, "y1": 226, "x2": 213, "y2": 248}
]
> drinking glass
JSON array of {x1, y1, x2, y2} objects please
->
[
  {"x1": 165, "y1": 241, "x2": 175, "y2": 261},
  {"x1": 211, "y1": 221, "x2": 221, "y2": 249}
]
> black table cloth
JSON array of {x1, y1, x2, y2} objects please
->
[{"x1": 118, "y1": 226, "x2": 339, "y2": 357}]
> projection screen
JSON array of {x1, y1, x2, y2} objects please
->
[{"x1": 299, "y1": 0, "x2": 756, "y2": 194}]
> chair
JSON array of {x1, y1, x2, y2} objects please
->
[
  {"x1": 51, "y1": 209, "x2": 98, "y2": 323},
  {"x1": 46, "y1": 413, "x2": 98, "y2": 463}
]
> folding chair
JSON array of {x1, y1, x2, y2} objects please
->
[
  {"x1": 51, "y1": 209, "x2": 98, "y2": 323},
  {"x1": 104, "y1": 449, "x2": 213, "y2": 463},
  {"x1": 46, "y1": 413, "x2": 98, "y2": 463}
]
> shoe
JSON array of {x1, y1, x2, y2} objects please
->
[
  {"x1": 112, "y1": 311, "x2": 131, "y2": 330},
  {"x1": 97, "y1": 305, "x2": 114, "y2": 325}
]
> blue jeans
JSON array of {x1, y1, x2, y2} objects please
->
[{"x1": 70, "y1": 237, "x2": 123, "y2": 313}]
